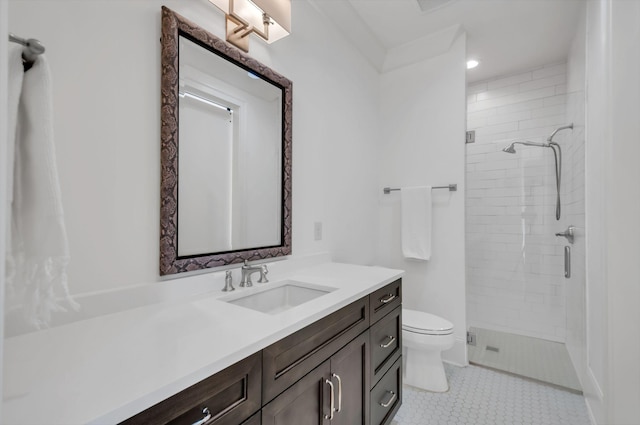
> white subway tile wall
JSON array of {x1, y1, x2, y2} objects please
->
[{"x1": 466, "y1": 62, "x2": 575, "y2": 342}]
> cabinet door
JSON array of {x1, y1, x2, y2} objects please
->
[
  {"x1": 262, "y1": 360, "x2": 331, "y2": 425},
  {"x1": 263, "y1": 297, "x2": 369, "y2": 403},
  {"x1": 329, "y1": 331, "x2": 370, "y2": 425}
]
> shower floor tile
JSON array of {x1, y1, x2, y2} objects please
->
[
  {"x1": 467, "y1": 327, "x2": 582, "y2": 392},
  {"x1": 392, "y1": 364, "x2": 592, "y2": 425}
]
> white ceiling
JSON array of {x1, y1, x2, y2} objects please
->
[{"x1": 311, "y1": 0, "x2": 584, "y2": 82}]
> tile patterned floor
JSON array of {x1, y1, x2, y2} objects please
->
[
  {"x1": 467, "y1": 327, "x2": 582, "y2": 392},
  {"x1": 392, "y1": 364, "x2": 592, "y2": 425}
]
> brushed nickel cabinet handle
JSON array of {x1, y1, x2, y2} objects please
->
[
  {"x1": 332, "y1": 373, "x2": 342, "y2": 413},
  {"x1": 379, "y1": 390, "x2": 397, "y2": 408},
  {"x1": 324, "y1": 379, "x2": 335, "y2": 420},
  {"x1": 380, "y1": 335, "x2": 396, "y2": 348},
  {"x1": 191, "y1": 407, "x2": 212, "y2": 425},
  {"x1": 379, "y1": 294, "x2": 396, "y2": 304}
]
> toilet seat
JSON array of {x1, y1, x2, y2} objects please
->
[{"x1": 403, "y1": 309, "x2": 454, "y2": 336}]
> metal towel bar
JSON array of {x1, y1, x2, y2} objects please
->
[
  {"x1": 8, "y1": 33, "x2": 45, "y2": 70},
  {"x1": 383, "y1": 184, "x2": 457, "y2": 194}
]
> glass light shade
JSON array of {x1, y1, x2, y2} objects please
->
[
  {"x1": 208, "y1": 0, "x2": 290, "y2": 44},
  {"x1": 208, "y1": 0, "x2": 230, "y2": 14},
  {"x1": 252, "y1": 0, "x2": 291, "y2": 42}
]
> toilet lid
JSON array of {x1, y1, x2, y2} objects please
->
[{"x1": 403, "y1": 309, "x2": 454, "y2": 335}]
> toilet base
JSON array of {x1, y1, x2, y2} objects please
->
[{"x1": 403, "y1": 345, "x2": 449, "y2": 392}]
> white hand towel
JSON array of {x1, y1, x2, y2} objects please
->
[
  {"x1": 7, "y1": 47, "x2": 24, "y2": 207},
  {"x1": 6, "y1": 53, "x2": 76, "y2": 328},
  {"x1": 6, "y1": 47, "x2": 24, "y2": 280},
  {"x1": 401, "y1": 186, "x2": 432, "y2": 261}
]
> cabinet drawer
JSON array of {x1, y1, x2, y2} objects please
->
[
  {"x1": 263, "y1": 297, "x2": 369, "y2": 403},
  {"x1": 370, "y1": 306, "x2": 402, "y2": 387},
  {"x1": 369, "y1": 279, "x2": 402, "y2": 325},
  {"x1": 370, "y1": 357, "x2": 402, "y2": 425},
  {"x1": 121, "y1": 352, "x2": 261, "y2": 425}
]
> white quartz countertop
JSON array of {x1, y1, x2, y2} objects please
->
[{"x1": 2, "y1": 262, "x2": 403, "y2": 425}]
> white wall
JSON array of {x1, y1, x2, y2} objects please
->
[
  {"x1": 564, "y1": 1, "x2": 586, "y2": 393},
  {"x1": 377, "y1": 35, "x2": 467, "y2": 365},
  {"x1": 605, "y1": 1, "x2": 640, "y2": 422},
  {"x1": 0, "y1": 0, "x2": 9, "y2": 411},
  {"x1": 584, "y1": 0, "x2": 640, "y2": 423},
  {"x1": 5, "y1": 0, "x2": 381, "y2": 326},
  {"x1": 466, "y1": 63, "x2": 570, "y2": 342},
  {"x1": 583, "y1": 0, "x2": 610, "y2": 421}
]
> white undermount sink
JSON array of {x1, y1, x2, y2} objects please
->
[{"x1": 222, "y1": 280, "x2": 336, "y2": 314}]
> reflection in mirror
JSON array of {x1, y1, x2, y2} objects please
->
[
  {"x1": 178, "y1": 36, "x2": 282, "y2": 256},
  {"x1": 160, "y1": 7, "x2": 292, "y2": 275}
]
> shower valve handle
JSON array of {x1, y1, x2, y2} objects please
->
[{"x1": 555, "y1": 225, "x2": 575, "y2": 244}]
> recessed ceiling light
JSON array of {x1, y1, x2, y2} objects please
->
[{"x1": 467, "y1": 59, "x2": 480, "y2": 69}]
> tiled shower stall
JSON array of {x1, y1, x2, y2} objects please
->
[{"x1": 465, "y1": 61, "x2": 586, "y2": 386}]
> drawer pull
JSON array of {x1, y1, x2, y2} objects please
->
[
  {"x1": 379, "y1": 390, "x2": 397, "y2": 408},
  {"x1": 379, "y1": 294, "x2": 396, "y2": 304},
  {"x1": 324, "y1": 379, "x2": 335, "y2": 420},
  {"x1": 332, "y1": 373, "x2": 343, "y2": 413},
  {"x1": 379, "y1": 335, "x2": 396, "y2": 348},
  {"x1": 191, "y1": 407, "x2": 212, "y2": 425}
]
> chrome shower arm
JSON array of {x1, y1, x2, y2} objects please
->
[
  {"x1": 547, "y1": 124, "x2": 574, "y2": 142},
  {"x1": 516, "y1": 141, "x2": 549, "y2": 148}
]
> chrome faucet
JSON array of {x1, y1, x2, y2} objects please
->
[
  {"x1": 240, "y1": 260, "x2": 269, "y2": 287},
  {"x1": 222, "y1": 270, "x2": 235, "y2": 292},
  {"x1": 555, "y1": 225, "x2": 575, "y2": 244}
]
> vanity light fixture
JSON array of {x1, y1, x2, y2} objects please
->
[
  {"x1": 467, "y1": 59, "x2": 480, "y2": 69},
  {"x1": 208, "y1": 0, "x2": 291, "y2": 52}
]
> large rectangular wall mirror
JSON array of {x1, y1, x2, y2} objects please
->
[{"x1": 160, "y1": 7, "x2": 292, "y2": 275}]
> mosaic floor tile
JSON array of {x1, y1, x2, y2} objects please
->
[{"x1": 392, "y1": 364, "x2": 592, "y2": 425}]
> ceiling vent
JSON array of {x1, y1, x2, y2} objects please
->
[{"x1": 416, "y1": 0, "x2": 456, "y2": 13}]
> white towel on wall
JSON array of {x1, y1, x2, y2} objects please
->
[
  {"x1": 7, "y1": 48, "x2": 24, "y2": 208},
  {"x1": 401, "y1": 186, "x2": 432, "y2": 261},
  {"x1": 6, "y1": 48, "x2": 24, "y2": 273},
  {"x1": 6, "y1": 52, "x2": 76, "y2": 328}
]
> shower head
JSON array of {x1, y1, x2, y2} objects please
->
[
  {"x1": 502, "y1": 143, "x2": 517, "y2": 154},
  {"x1": 499, "y1": 139, "x2": 564, "y2": 221}
]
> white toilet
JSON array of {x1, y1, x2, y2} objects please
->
[{"x1": 402, "y1": 308, "x2": 455, "y2": 392}]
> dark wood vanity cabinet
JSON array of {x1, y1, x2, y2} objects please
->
[
  {"x1": 262, "y1": 297, "x2": 370, "y2": 403},
  {"x1": 241, "y1": 412, "x2": 262, "y2": 425},
  {"x1": 369, "y1": 279, "x2": 402, "y2": 325},
  {"x1": 370, "y1": 357, "x2": 402, "y2": 425},
  {"x1": 121, "y1": 352, "x2": 262, "y2": 425},
  {"x1": 262, "y1": 331, "x2": 370, "y2": 425},
  {"x1": 370, "y1": 305, "x2": 402, "y2": 386},
  {"x1": 122, "y1": 279, "x2": 402, "y2": 425},
  {"x1": 368, "y1": 280, "x2": 403, "y2": 425},
  {"x1": 329, "y1": 331, "x2": 371, "y2": 425}
]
